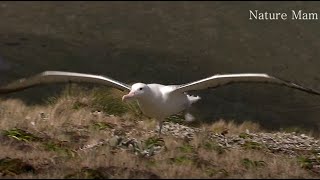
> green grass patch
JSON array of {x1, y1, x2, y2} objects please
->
[
  {"x1": 239, "y1": 132, "x2": 253, "y2": 139},
  {"x1": 242, "y1": 141, "x2": 263, "y2": 150},
  {"x1": 65, "y1": 167, "x2": 108, "y2": 179},
  {"x1": 72, "y1": 100, "x2": 89, "y2": 110},
  {"x1": 166, "y1": 113, "x2": 185, "y2": 124},
  {"x1": 178, "y1": 143, "x2": 194, "y2": 154},
  {"x1": 3, "y1": 128, "x2": 42, "y2": 142},
  {"x1": 203, "y1": 141, "x2": 226, "y2": 154},
  {"x1": 169, "y1": 155, "x2": 193, "y2": 165},
  {"x1": 206, "y1": 168, "x2": 229, "y2": 177},
  {"x1": 241, "y1": 158, "x2": 266, "y2": 169},
  {"x1": 43, "y1": 140, "x2": 77, "y2": 158},
  {"x1": 91, "y1": 87, "x2": 141, "y2": 117},
  {"x1": 0, "y1": 157, "x2": 35, "y2": 176},
  {"x1": 45, "y1": 96, "x2": 59, "y2": 106},
  {"x1": 297, "y1": 156, "x2": 315, "y2": 170},
  {"x1": 280, "y1": 126, "x2": 309, "y2": 134},
  {"x1": 144, "y1": 136, "x2": 165, "y2": 149},
  {"x1": 92, "y1": 121, "x2": 116, "y2": 131}
]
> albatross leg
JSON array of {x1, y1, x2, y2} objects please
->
[{"x1": 158, "y1": 120, "x2": 164, "y2": 136}]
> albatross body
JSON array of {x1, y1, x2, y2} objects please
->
[
  {"x1": 1, "y1": 71, "x2": 320, "y2": 135},
  {"x1": 122, "y1": 83, "x2": 201, "y2": 133},
  {"x1": 125, "y1": 83, "x2": 190, "y2": 119}
]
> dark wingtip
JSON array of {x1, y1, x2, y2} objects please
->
[
  {"x1": 277, "y1": 76, "x2": 320, "y2": 96},
  {"x1": 0, "y1": 87, "x2": 27, "y2": 94}
]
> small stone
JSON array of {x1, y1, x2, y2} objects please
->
[{"x1": 128, "y1": 144, "x2": 134, "y2": 149}]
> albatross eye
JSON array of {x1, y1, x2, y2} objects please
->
[{"x1": 139, "y1": 87, "x2": 143, "y2": 91}]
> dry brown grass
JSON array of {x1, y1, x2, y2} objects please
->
[
  {"x1": 0, "y1": 87, "x2": 318, "y2": 178},
  {"x1": 207, "y1": 119, "x2": 261, "y2": 135}
]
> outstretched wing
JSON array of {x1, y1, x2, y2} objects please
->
[
  {"x1": 0, "y1": 71, "x2": 131, "y2": 94},
  {"x1": 170, "y1": 73, "x2": 320, "y2": 96}
]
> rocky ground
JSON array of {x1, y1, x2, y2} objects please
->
[{"x1": 78, "y1": 118, "x2": 320, "y2": 175}]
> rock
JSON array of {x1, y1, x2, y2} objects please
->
[{"x1": 109, "y1": 136, "x2": 121, "y2": 147}]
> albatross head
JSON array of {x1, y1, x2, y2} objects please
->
[{"x1": 122, "y1": 83, "x2": 149, "y2": 102}]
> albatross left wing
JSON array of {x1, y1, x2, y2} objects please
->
[
  {"x1": 170, "y1": 73, "x2": 320, "y2": 96},
  {"x1": 0, "y1": 71, "x2": 131, "y2": 94}
]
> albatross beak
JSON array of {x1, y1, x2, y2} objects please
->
[{"x1": 122, "y1": 92, "x2": 135, "y2": 102}]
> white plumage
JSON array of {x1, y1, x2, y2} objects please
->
[{"x1": 1, "y1": 71, "x2": 320, "y2": 135}]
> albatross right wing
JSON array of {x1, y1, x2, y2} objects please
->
[
  {"x1": 170, "y1": 73, "x2": 320, "y2": 96},
  {"x1": 0, "y1": 71, "x2": 131, "y2": 94}
]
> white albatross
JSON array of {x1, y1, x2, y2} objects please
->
[{"x1": 1, "y1": 71, "x2": 320, "y2": 135}]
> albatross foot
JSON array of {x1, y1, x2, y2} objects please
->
[{"x1": 184, "y1": 112, "x2": 195, "y2": 122}]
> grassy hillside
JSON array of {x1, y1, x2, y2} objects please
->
[
  {"x1": 0, "y1": 1, "x2": 320, "y2": 131},
  {"x1": 0, "y1": 87, "x2": 319, "y2": 178}
]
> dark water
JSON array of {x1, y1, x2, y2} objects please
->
[{"x1": 0, "y1": 1, "x2": 320, "y2": 131}]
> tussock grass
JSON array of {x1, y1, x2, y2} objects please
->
[
  {"x1": 0, "y1": 85, "x2": 318, "y2": 178},
  {"x1": 208, "y1": 119, "x2": 261, "y2": 135}
]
